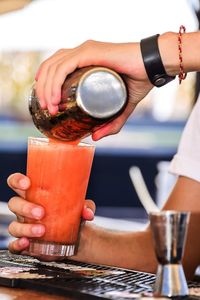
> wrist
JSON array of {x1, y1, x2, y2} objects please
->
[
  {"x1": 126, "y1": 42, "x2": 150, "y2": 81},
  {"x1": 140, "y1": 34, "x2": 176, "y2": 87},
  {"x1": 158, "y1": 32, "x2": 179, "y2": 76},
  {"x1": 74, "y1": 223, "x2": 95, "y2": 262}
]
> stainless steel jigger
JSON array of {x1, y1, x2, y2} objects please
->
[{"x1": 149, "y1": 211, "x2": 190, "y2": 297}]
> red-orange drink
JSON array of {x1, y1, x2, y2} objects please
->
[{"x1": 25, "y1": 137, "x2": 95, "y2": 257}]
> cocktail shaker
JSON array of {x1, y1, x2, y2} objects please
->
[{"x1": 29, "y1": 66, "x2": 127, "y2": 141}]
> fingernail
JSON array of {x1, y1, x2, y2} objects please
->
[
  {"x1": 86, "y1": 207, "x2": 94, "y2": 219},
  {"x1": 86, "y1": 207, "x2": 94, "y2": 214},
  {"x1": 48, "y1": 105, "x2": 58, "y2": 115},
  {"x1": 92, "y1": 134, "x2": 101, "y2": 141},
  {"x1": 32, "y1": 226, "x2": 44, "y2": 236},
  {"x1": 32, "y1": 207, "x2": 43, "y2": 219},
  {"x1": 18, "y1": 237, "x2": 28, "y2": 247},
  {"x1": 40, "y1": 102, "x2": 46, "y2": 110},
  {"x1": 19, "y1": 179, "x2": 29, "y2": 189}
]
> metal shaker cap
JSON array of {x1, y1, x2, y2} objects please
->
[{"x1": 76, "y1": 67, "x2": 127, "y2": 119}]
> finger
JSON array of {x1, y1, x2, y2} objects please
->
[
  {"x1": 43, "y1": 60, "x2": 63, "y2": 114},
  {"x1": 35, "y1": 62, "x2": 49, "y2": 109},
  {"x1": 51, "y1": 57, "x2": 79, "y2": 106},
  {"x1": 36, "y1": 48, "x2": 67, "y2": 81},
  {"x1": 8, "y1": 221, "x2": 45, "y2": 238},
  {"x1": 85, "y1": 199, "x2": 96, "y2": 213},
  {"x1": 7, "y1": 173, "x2": 30, "y2": 199},
  {"x1": 35, "y1": 50, "x2": 66, "y2": 81},
  {"x1": 36, "y1": 50, "x2": 70, "y2": 108},
  {"x1": 49, "y1": 42, "x2": 103, "y2": 106},
  {"x1": 92, "y1": 101, "x2": 137, "y2": 141},
  {"x1": 8, "y1": 237, "x2": 30, "y2": 254},
  {"x1": 8, "y1": 197, "x2": 45, "y2": 220},
  {"x1": 82, "y1": 199, "x2": 96, "y2": 221}
]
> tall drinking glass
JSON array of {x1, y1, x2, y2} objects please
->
[{"x1": 25, "y1": 137, "x2": 95, "y2": 257}]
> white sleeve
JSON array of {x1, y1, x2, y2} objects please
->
[{"x1": 169, "y1": 96, "x2": 200, "y2": 182}]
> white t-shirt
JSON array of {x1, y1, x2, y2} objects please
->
[{"x1": 169, "y1": 96, "x2": 200, "y2": 182}]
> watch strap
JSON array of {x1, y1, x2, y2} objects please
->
[{"x1": 140, "y1": 34, "x2": 175, "y2": 87}]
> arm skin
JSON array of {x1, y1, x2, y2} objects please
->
[
  {"x1": 7, "y1": 32, "x2": 200, "y2": 279},
  {"x1": 7, "y1": 176, "x2": 200, "y2": 279},
  {"x1": 34, "y1": 31, "x2": 200, "y2": 141},
  {"x1": 159, "y1": 31, "x2": 200, "y2": 76},
  {"x1": 74, "y1": 176, "x2": 200, "y2": 280},
  {"x1": 73, "y1": 32, "x2": 200, "y2": 273}
]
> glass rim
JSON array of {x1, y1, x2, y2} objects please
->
[{"x1": 28, "y1": 136, "x2": 95, "y2": 148}]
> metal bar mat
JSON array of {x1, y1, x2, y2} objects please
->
[{"x1": 0, "y1": 250, "x2": 199, "y2": 299}]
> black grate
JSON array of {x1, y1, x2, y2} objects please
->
[{"x1": 0, "y1": 250, "x2": 199, "y2": 299}]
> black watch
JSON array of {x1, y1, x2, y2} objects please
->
[{"x1": 140, "y1": 34, "x2": 175, "y2": 87}]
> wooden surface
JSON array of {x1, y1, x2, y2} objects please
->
[{"x1": 0, "y1": 286, "x2": 74, "y2": 299}]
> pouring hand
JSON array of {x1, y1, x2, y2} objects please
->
[{"x1": 35, "y1": 40, "x2": 153, "y2": 140}]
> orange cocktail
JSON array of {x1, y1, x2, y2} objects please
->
[{"x1": 25, "y1": 137, "x2": 95, "y2": 257}]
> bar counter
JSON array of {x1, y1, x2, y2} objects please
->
[{"x1": 0, "y1": 286, "x2": 72, "y2": 299}]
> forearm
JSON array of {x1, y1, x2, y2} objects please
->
[
  {"x1": 162, "y1": 176, "x2": 200, "y2": 279},
  {"x1": 159, "y1": 31, "x2": 200, "y2": 76},
  {"x1": 75, "y1": 177, "x2": 200, "y2": 280},
  {"x1": 75, "y1": 223, "x2": 157, "y2": 274}
]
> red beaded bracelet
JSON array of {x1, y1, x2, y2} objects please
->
[{"x1": 178, "y1": 25, "x2": 187, "y2": 84}]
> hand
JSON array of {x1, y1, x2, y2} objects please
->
[
  {"x1": 7, "y1": 173, "x2": 96, "y2": 257},
  {"x1": 35, "y1": 40, "x2": 153, "y2": 140}
]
